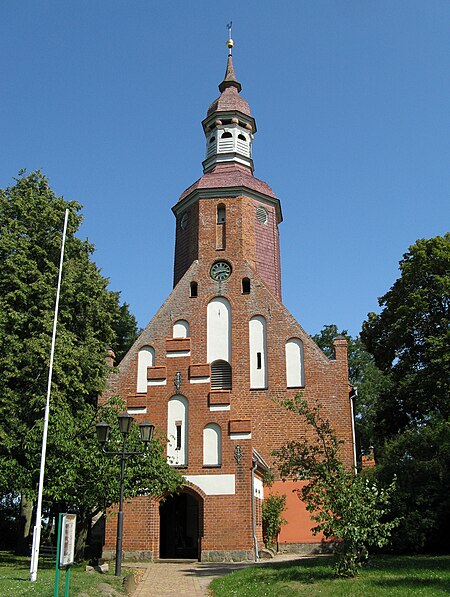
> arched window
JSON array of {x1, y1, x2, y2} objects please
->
[
  {"x1": 249, "y1": 316, "x2": 267, "y2": 389},
  {"x1": 190, "y1": 281, "x2": 198, "y2": 297},
  {"x1": 221, "y1": 131, "x2": 232, "y2": 138},
  {"x1": 173, "y1": 320, "x2": 189, "y2": 338},
  {"x1": 207, "y1": 297, "x2": 232, "y2": 364},
  {"x1": 137, "y1": 346, "x2": 154, "y2": 393},
  {"x1": 285, "y1": 338, "x2": 305, "y2": 388},
  {"x1": 238, "y1": 133, "x2": 246, "y2": 141},
  {"x1": 242, "y1": 278, "x2": 251, "y2": 294},
  {"x1": 167, "y1": 395, "x2": 188, "y2": 466},
  {"x1": 217, "y1": 204, "x2": 226, "y2": 224},
  {"x1": 209, "y1": 136, "x2": 216, "y2": 143},
  {"x1": 203, "y1": 423, "x2": 222, "y2": 466},
  {"x1": 211, "y1": 360, "x2": 232, "y2": 390},
  {"x1": 216, "y1": 203, "x2": 226, "y2": 249}
]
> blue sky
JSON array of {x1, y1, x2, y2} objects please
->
[{"x1": 1, "y1": 1, "x2": 449, "y2": 337}]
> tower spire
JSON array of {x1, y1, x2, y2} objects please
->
[{"x1": 219, "y1": 23, "x2": 241, "y2": 93}]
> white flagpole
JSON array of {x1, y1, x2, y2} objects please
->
[{"x1": 30, "y1": 208, "x2": 69, "y2": 582}]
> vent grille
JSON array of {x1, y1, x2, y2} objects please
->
[
  {"x1": 256, "y1": 206, "x2": 268, "y2": 224},
  {"x1": 237, "y1": 139, "x2": 249, "y2": 156},
  {"x1": 211, "y1": 360, "x2": 232, "y2": 390},
  {"x1": 218, "y1": 139, "x2": 234, "y2": 153}
]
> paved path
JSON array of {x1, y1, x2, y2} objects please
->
[{"x1": 127, "y1": 554, "x2": 306, "y2": 597}]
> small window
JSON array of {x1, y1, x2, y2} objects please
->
[
  {"x1": 175, "y1": 421, "x2": 182, "y2": 450},
  {"x1": 242, "y1": 278, "x2": 250, "y2": 294},
  {"x1": 257, "y1": 352, "x2": 262, "y2": 370},
  {"x1": 217, "y1": 204, "x2": 226, "y2": 224},
  {"x1": 190, "y1": 281, "x2": 198, "y2": 297},
  {"x1": 238, "y1": 133, "x2": 246, "y2": 141},
  {"x1": 256, "y1": 206, "x2": 268, "y2": 225},
  {"x1": 221, "y1": 131, "x2": 232, "y2": 138},
  {"x1": 211, "y1": 360, "x2": 232, "y2": 390},
  {"x1": 209, "y1": 136, "x2": 216, "y2": 143}
]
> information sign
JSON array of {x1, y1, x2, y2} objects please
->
[{"x1": 59, "y1": 514, "x2": 76, "y2": 568}]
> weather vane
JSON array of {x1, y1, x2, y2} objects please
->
[{"x1": 226, "y1": 21, "x2": 234, "y2": 56}]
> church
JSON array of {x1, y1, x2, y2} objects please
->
[{"x1": 101, "y1": 34, "x2": 355, "y2": 563}]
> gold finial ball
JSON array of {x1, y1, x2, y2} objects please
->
[{"x1": 226, "y1": 38, "x2": 234, "y2": 49}]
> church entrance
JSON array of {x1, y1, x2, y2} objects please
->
[{"x1": 159, "y1": 491, "x2": 200, "y2": 559}]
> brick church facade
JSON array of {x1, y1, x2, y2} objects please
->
[{"x1": 101, "y1": 39, "x2": 356, "y2": 562}]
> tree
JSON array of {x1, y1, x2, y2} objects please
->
[
  {"x1": 312, "y1": 325, "x2": 388, "y2": 455},
  {"x1": 361, "y1": 234, "x2": 450, "y2": 437},
  {"x1": 0, "y1": 171, "x2": 181, "y2": 555},
  {"x1": 274, "y1": 396, "x2": 397, "y2": 577},
  {"x1": 261, "y1": 494, "x2": 287, "y2": 551},
  {"x1": 112, "y1": 301, "x2": 141, "y2": 364},
  {"x1": 361, "y1": 234, "x2": 450, "y2": 551}
]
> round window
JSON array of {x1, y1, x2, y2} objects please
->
[{"x1": 256, "y1": 206, "x2": 268, "y2": 225}]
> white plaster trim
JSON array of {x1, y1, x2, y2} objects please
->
[
  {"x1": 148, "y1": 379, "x2": 167, "y2": 386},
  {"x1": 127, "y1": 407, "x2": 147, "y2": 415},
  {"x1": 184, "y1": 474, "x2": 235, "y2": 495},
  {"x1": 254, "y1": 477, "x2": 264, "y2": 499},
  {"x1": 230, "y1": 432, "x2": 252, "y2": 440},
  {"x1": 209, "y1": 404, "x2": 231, "y2": 412},
  {"x1": 190, "y1": 376, "x2": 210, "y2": 384},
  {"x1": 166, "y1": 351, "x2": 191, "y2": 358}
]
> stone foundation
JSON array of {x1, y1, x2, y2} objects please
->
[
  {"x1": 200, "y1": 549, "x2": 255, "y2": 563},
  {"x1": 102, "y1": 549, "x2": 154, "y2": 562},
  {"x1": 278, "y1": 542, "x2": 335, "y2": 555}
]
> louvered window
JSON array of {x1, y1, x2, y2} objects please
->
[
  {"x1": 219, "y1": 131, "x2": 234, "y2": 153},
  {"x1": 237, "y1": 133, "x2": 249, "y2": 156},
  {"x1": 211, "y1": 360, "x2": 232, "y2": 390},
  {"x1": 256, "y1": 206, "x2": 268, "y2": 224}
]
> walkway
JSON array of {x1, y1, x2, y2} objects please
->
[{"x1": 128, "y1": 554, "x2": 306, "y2": 597}]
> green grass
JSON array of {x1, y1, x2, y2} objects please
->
[
  {"x1": 210, "y1": 554, "x2": 450, "y2": 597},
  {"x1": 0, "y1": 551, "x2": 126, "y2": 596}
]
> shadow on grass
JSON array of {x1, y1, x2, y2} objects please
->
[
  {"x1": 370, "y1": 577, "x2": 450, "y2": 592},
  {"x1": 371, "y1": 555, "x2": 450, "y2": 573},
  {"x1": 0, "y1": 551, "x2": 55, "y2": 569},
  {"x1": 205, "y1": 557, "x2": 335, "y2": 585},
  {"x1": 253, "y1": 558, "x2": 334, "y2": 584}
]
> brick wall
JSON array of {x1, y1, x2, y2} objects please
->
[{"x1": 100, "y1": 193, "x2": 354, "y2": 561}]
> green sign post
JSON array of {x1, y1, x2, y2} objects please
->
[{"x1": 54, "y1": 513, "x2": 76, "y2": 597}]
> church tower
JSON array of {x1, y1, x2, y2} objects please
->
[{"x1": 101, "y1": 32, "x2": 355, "y2": 562}]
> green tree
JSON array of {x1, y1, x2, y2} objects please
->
[
  {"x1": 361, "y1": 234, "x2": 450, "y2": 438},
  {"x1": 111, "y1": 301, "x2": 141, "y2": 364},
  {"x1": 261, "y1": 494, "x2": 287, "y2": 551},
  {"x1": 274, "y1": 396, "x2": 397, "y2": 577},
  {"x1": 312, "y1": 325, "x2": 388, "y2": 455},
  {"x1": 361, "y1": 234, "x2": 450, "y2": 551},
  {"x1": 0, "y1": 171, "x2": 181, "y2": 555}
]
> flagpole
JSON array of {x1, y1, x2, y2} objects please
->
[{"x1": 30, "y1": 208, "x2": 69, "y2": 582}]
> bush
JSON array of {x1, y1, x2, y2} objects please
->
[{"x1": 262, "y1": 494, "x2": 287, "y2": 550}]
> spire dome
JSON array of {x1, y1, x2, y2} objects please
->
[
  {"x1": 218, "y1": 55, "x2": 242, "y2": 93},
  {"x1": 206, "y1": 27, "x2": 253, "y2": 118}
]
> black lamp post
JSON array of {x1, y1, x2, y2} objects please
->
[{"x1": 96, "y1": 414, "x2": 154, "y2": 577}]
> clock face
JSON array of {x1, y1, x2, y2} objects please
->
[
  {"x1": 180, "y1": 213, "x2": 188, "y2": 230},
  {"x1": 210, "y1": 261, "x2": 232, "y2": 281}
]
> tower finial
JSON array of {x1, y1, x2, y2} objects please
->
[{"x1": 226, "y1": 21, "x2": 234, "y2": 56}]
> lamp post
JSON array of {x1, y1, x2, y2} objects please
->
[{"x1": 96, "y1": 414, "x2": 154, "y2": 577}]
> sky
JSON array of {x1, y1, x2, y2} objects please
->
[{"x1": 1, "y1": 1, "x2": 449, "y2": 338}]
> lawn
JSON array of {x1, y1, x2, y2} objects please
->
[
  {"x1": 0, "y1": 551, "x2": 126, "y2": 597},
  {"x1": 210, "y1": 554, "x2": 450, "y2": 597}
]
